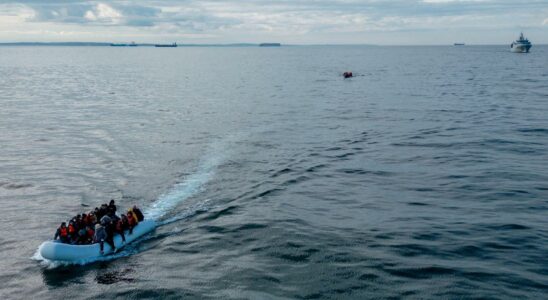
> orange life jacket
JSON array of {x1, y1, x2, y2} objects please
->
[
  {"x1": 68, "y1": 224, "x2": 76, "y2": 234},
  {"x1": 59, "y1": 227, "x2": 68, "y2": 237}
]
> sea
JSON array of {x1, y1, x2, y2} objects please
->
[{"x1": 0, "y1": 45, "x2": 547, "y2": 299}]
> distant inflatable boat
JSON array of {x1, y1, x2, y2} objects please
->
[{"x1": 39, "y1": 220, "x2": 156, "y2": 262}]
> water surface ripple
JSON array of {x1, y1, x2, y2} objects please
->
[{"x1": 0, "y1": 45, "x2": 547, "y2": 299}]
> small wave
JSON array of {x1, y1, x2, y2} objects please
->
[
  {"x1": 306, "y1": 164, "x2": 328, "y2": 173},
  {"x1": 0, "y1": 181, "x2": 33, "y2": 190},
  {"x1": 255, "y1": 188, "x2": 285, "y2": 198},
  {"x1": 486, "y1": 223, "x2": 531, "y2": 231},
  {"x1": 200, "y1": 205, "x2": 238, "y2": 221},
  {"x1": 407, "y1": 202, "x2": 430, "y2": 206},
  {"x1": 385, "y1": 266, "x2": 455, "y2": 279},
  {"x1": 517, "y1": 128, "x2": 548, "y2": 135},
  {"x1": 337, "y1": 168, "x2": 392, "y2": 176},
  {"x1": 270, "y1": 167, "x2": 293, "y2": 178},
  {"x1": 95, "y1": 268, "x2": 136, "y2": 284}
]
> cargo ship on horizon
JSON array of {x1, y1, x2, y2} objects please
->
[
  {"x1": 259, "y1": 43, "x2": 281, "y2": 47},
  {"x1": 110, "y1": 41, "x2": 137, "y2": 47},
  {"x1": 155, "y1": 42, "x2": 177, "y2": 48}
]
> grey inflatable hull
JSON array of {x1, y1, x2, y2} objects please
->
[{"x1": 39, "y1": 220, "x2": 156, "y2": 262}]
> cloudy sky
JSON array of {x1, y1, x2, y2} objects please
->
[{"x1": 0, "y1": 0, "x2": 547, "y2": 45}]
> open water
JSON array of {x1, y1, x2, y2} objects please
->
[{"x1": 0, "y1": 45, "x2": 547, "y2": 299}]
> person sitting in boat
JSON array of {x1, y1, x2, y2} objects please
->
[
  {"x1": 85, "y1": 212, "x2": 96, "y2": 226},
  {"x1": 132, "y1": 205, "x2": 144, "y2": 221},
  {"x1": 126, "y1": 211, "x2": 137, "y2": 234},
  {"x1": 81, "y1": 213, "x2": 91, "y2": 227},
  {"x1": 107, "y1": 207, "x2": 120, "y2": 224},
  {"x1": 68, "y1": 220, "x2": 77, "y2": 243},
  {"x1": 76, "y1": 227, "x2": 88, "y2": 245},
  {"x1": 93, "y1": 207, "x2": 100, "y2": 220},
  {"x1": 108, "y1": 199, "x2": 117, "y2": 214},
  {"x1": 97, "y1": 204, "x2": 108, "y2": 220},
  {"x1": 95, "y1": 218, "x2": 117, "y2": 254},
  {"x1": 94, "y1": 223, "x2": 112, "y2": 254},
  {"x1": 122, "y1": 213, "x2": 130, "y2": 226},
  {"x1": 75, "y1": 214, "x2": 83, "y2": 231},
  {"x1": 85, "y1": 225, "x2": 95, "y2": 244},
  {"x1": 100, "y1": 214, "x2": 111, "y2": 226},
  {"x1": 104, "y1": 216, "x2": 117, "y2": 250},
  {"x1": 115, "y1": 216, "x2": 127, "y2": 243},
  {"x1": 128, "y1": 207, "x2": 140, "y2": 223},
  {"x1": 54, "y1": 222, "x2": 69, "y2": 243}
]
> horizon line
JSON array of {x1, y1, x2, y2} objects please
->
[{"x1": 0, "y1": 41, "x2": 544, "y2": 47}]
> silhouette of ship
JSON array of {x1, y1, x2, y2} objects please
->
[
  {"x1": 259, "y1": 43, "x2": 281, "y2": 47},
  {"x1": 510, "y1": 33, "x2": 531, "y2": 53},
  {"x1": 110, "y1": 41, "x2": 137, "y2": 47},
  {"x1": 155, "y1": 42, "x2": 177, "y2": 48}
]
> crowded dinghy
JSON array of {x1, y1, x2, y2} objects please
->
[{"x1": 39, "y1": 200, "x2": 156, "y2": 262}]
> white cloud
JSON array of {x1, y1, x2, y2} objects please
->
[
  {"x1": 84, "y1": 3, "x2": 122, "y2": 23},
  {"x1": 0, "y1": 1, "x2": 547, "y2": 44},
  {"x1": 84, "y1": 10, "x2": 96, "y2": 21}
]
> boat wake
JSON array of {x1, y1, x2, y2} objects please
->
[
  {"x1": 33, "y1": 136, "x2": 233, "y2": 268},
  {"x1": 145, "y1": 142, "x2": 226, "y2": 221}
]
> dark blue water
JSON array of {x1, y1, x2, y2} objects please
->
[{"x1": 0, "y1": 45, "x2": 547, "y2": 299}]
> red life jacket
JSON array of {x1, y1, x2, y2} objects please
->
[
  {"x1": 59, "y1": 227, "x2": 68, "y2": 237},
  {"x1": 127, "y1": 214, "x2": 136, "y2": 226},
  {"x1": 87, "y1": 228, "x2": 94, "y2": 237},
  {"x1": 68, "y1": 224, "x2": 76, "y2": 234}
]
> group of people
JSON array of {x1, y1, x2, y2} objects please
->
[{"x1": 54, "y1": 199, "x2": 144, "y2": 254}]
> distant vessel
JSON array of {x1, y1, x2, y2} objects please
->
[
  {"x1": 454, "y1": 43, "x2": 465, "y2": 46},
  {"x1": 110, "y1": 41, "x2": 137, "y2": 47},
  {"x1": 155, "y1": 42, "x2": 177, "y2": 48},
  {"x1": 260, "y1": 43, "x2": 281, "y2": 47},
  {"x1": 510, "y1": 33, "x2": 531, "y2": 53}
]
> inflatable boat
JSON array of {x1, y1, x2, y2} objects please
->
[{"x1": 39, "y1": 219, "x2": 156, "y2": 262}]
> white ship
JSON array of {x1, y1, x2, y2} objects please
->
[{"x1": 510, "y1": 33, "x2": 532, "y2": 53}]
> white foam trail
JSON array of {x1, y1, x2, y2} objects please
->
[
  {"x1": 158, "y1": 199, "x2": 211, "y2": 226},
  {"x1": 145, "y1": 138, "x2": 228, "y2": 220}
]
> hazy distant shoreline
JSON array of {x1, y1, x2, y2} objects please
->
[
  {"x1": 0, "y1": 42, "x2": 262, "y2": 47},
  {"x1": 0, "y1": 42, "x2": 539, "y2": 47}
]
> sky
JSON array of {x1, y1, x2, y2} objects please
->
[{"x1": 0, "y1": 0, "x2": 547, "y2": 45}]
